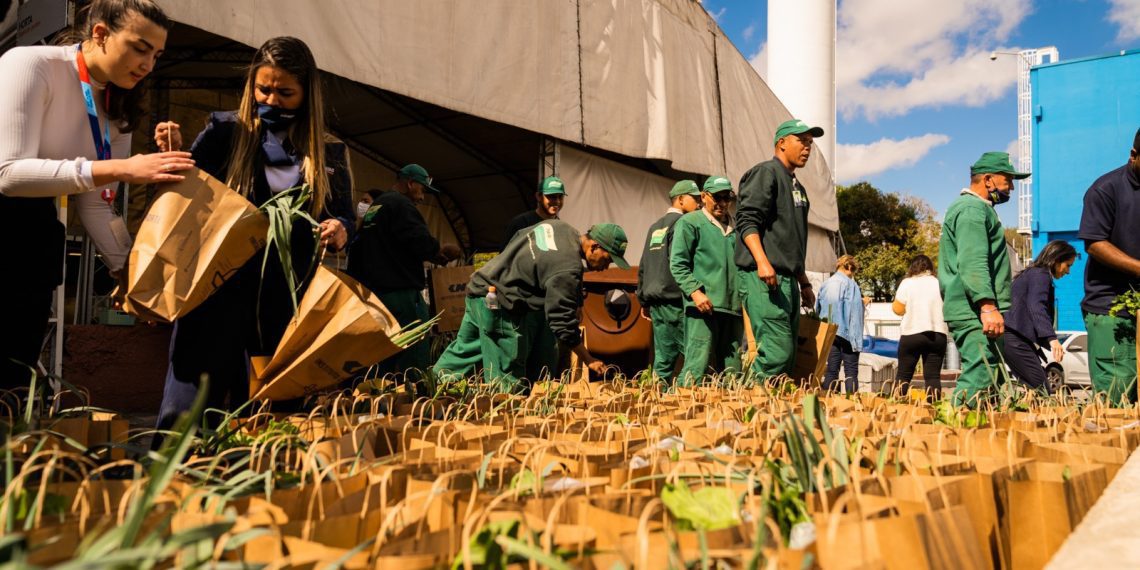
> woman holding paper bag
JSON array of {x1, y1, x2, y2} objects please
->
[
  {"x1": 0, "y1": 0, "x2": 193, "y2": 392},
  {"x1": 154, "y1": 36, "x2": 355, "y2": 431}
]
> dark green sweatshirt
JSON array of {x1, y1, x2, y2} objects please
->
[
  {"x1": 670, "y1": 210, "x2": 741, "y2": 315},
  {"x1": 636, "y1": 209, "x2": 684, "y2": 306},
  {"x1": 468, "y1": 220, "x2": 585, "y2": 345},
  {"x1": 938, "y1": 191, "x2": 1012, "y2": 322},
  {"x1": 734, "y1": 158, "x2": 809, "y2": 276}
]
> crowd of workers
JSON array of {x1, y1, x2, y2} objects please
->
[{"x1": 0, "y1": 0, "x2": 1138, "y2": 423}]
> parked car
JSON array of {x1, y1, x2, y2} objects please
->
[
  {"x1": 861, "y1": 336, "x2": 899, "y2": 359},
  {"x1": 1042, "y1": 331, "x2": 1090, "y2": 392}
]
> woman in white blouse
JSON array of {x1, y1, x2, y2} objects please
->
[
  {"x1": 892, "y1": 255, "x2": 949, "y2": 400},
  {"x1": 0, "y1": 0, "x2": 193, "y2": 391}
]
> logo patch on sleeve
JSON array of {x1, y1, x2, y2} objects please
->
[
  {"x1": 649, "y1": 228, "x2": 668, "y2": 249},
  {"x1": 532, "y1": 224, "x2": 558, "y2": 252}
]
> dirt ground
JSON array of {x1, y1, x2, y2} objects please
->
[{"x1": 62, "y1": 323, "x2": 171, "y2": 414}]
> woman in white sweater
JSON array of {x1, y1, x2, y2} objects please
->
[
  {"x1": 0, "y1": 0, "x2": 193, "y2": 391},
  {"x1": 891, "y1": 254, "x2": 949, "y2": 400}
]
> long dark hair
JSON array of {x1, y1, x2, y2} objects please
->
[
  {"x1": 1026, "y1": 240, "x2": 1077, "y2": 276},
  {"x1": 227, "y1": 36, "x2": 332, "y2": 216},
  {"x1": 905, "y1": 254, "x2": 935, "y2": 278},
  {"x1": 59, "y1": 0, "x2": 172, "y2": 132}
]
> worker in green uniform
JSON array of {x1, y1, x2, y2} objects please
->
[
  {"x1": 671, "y1": 176, "x2": 743, "y2": 385},
  {"x1": 637, "y1": 180, "x2": 703, "y2": 383},
  {"x1": 433, "y1": 221, "x2": 630, "y2": 391},
  {"x1": 939, "y1": 151, "x2": 1024, "y2": 407},
  {"x1": 347, "y1": 164, "x2": 462, "y2": 383},
  {"x1": 1078, "y1": 128, "x2": 1140, "y2": 406},
  {"x1": 736, "y1": 119, "x2": 822, "y2": 380}
]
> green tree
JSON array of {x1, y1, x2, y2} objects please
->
[
  {"x1": 855, "y1": 243, "x2": 910, "y2": 302},
  {"x1": 836, "y1": 182, "x2": 919, "y2": 253},
  {"x1": 838, "y1": 182, "x2": 941, "y2": 301}
]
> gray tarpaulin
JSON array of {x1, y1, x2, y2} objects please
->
[{"x1": 156, "y1": 0, "x2": 838, "y2": 270}]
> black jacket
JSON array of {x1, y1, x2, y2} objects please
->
[
  {"x1": 1005, "y1": 266, "x2": 1057, "y2": 347},
  {"x1": 185, "y1": 112, "x2": 355, "y2": 348},
  {"x1": 636, "y1": 210, "x2": 684, "y2": 305},
  {"x1": 347, "y1": 190, "x2": 440, "y2": 293}
]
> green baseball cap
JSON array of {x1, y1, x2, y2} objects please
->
[
  {"x1": 773, "y1": 118, "x2": 825, "y2": 146},
  {"x1": 703, "y1": 176, "x2": 734, "y2": 193},
  {"x1": 539, "y1": 176, "x2": 567, "y2": 196},
  {"x1": 587, "y1": 223, "x2": 630, "y2": 269},
  {"x1": 970, "y1": 151, "x2": 1030, "y2": 179},
  {"x1": 398, "y1": 164, "x2": 440, "y2": 193},
  {"x1": 669, "y1": 179, "x2": 700, "y2": 198}
]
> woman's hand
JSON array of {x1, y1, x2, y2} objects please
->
[
  {"x1": 93, "y1": 152, "x2": 195, "y2": 186},
  {"x1": 1051, "y1": 339, "x2": 1064, "y2": 363},
  {"x1": 154, "y1": 121, "x2": 183, "y2": 152},
  {"x1": 318, "y1": 218, "x2": 348, "y2": 251}
]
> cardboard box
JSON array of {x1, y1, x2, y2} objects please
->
[{"x1": 430, "y1": 265, "x2": 475, "y2": 332}]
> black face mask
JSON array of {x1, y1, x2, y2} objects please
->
[
  {"x1": 256, "y1": 103, "x2": 298, "y2": 131},
  {"x1": 988, "y1": 187, "x2": 1012, "y2": 205}
]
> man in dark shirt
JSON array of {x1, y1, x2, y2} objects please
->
[
  {"x1": 736, "y1": 119, "x2": 822, "y2": 380},
  {"x1": 348, "y1": 164, "x2": 461, "y2": 382},
  {"x1": 434, "y1": 221, "x2": 629, "y2": 392},
  {"x1": 636, "y1": 180, "x2": 702, "y2": 383},
  {"x1": 501, "y1": 176, "x2": 566, "y2": 249},
  {"x1": 1079, "y1": 127, "x2": 1140, "y2": 406}
]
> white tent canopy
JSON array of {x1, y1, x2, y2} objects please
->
[{"x1": 154, "y1": 0, "x2": 839, "y2": 269}]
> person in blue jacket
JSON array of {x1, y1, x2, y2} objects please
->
[
  {"x1": 1003, "y1": 240, "x2": 1077, "y2": 393},
  {"x1": 153, "y1": 37, "x2": 355, "y2": 431},
  {"x1": 816, "y1": 255, "x2": 867, "y2": 393}
]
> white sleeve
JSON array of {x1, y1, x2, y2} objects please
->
[
  {"x1": 76, "y1": 189, "x2": 130, "y2": 271},
  {"x1": 0, "y1": 49, "x2": 95, "y2": 197}
]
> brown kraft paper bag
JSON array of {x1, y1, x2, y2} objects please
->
[
  {"x1": 252, "y1": 265, "x2": 403, "y2": 401},
  {"x1": 792, "y1": 314, "x2": 839, "y2": 383},
  {"x1": 430, "y1": 265, "x2": 475, "y2": 333},
  {"x1": 1008, "y1": 462, "x2": 1109, "y2": 570},
  {"x1": 123, "y1": 167, "x2": 268, "y2": 322}
]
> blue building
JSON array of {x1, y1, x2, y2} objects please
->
[{"x1": 1031, "y1": 49, "x2": 1140, "y2": 331}]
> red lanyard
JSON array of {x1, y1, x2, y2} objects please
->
[{"x1": 76, "y1": 45, "x2": 115, "y2": 205}]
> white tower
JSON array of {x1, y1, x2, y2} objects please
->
[{"x1": 766, "y1": 0, "x2": 837, "y2": 169}]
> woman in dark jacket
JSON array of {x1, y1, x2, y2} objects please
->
[
  {"x1": 154, "y1": 37, "x2": 354, "y2": 431},
  {"x1": 1003, "y1": 241, "x2": 1077, "y2": 393}
]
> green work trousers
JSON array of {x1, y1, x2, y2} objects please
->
[
  {"x1": 433, "y1": 296, "x2": 548, "y2": 392},
  {"x1": 376, "y1": 289, "x2": 431, "y2": 381},
  {"x1": 740, "y1": 271, "x2": 799, "y2": 380},
  {"x1": 947, "y1": 317, "x2": 1005, "y2": 408},
  {"x1": 677, "y1": 309, "x2": 743, "y2": 386},
  {"x1": 523, "y1": 311, "x2": 560, "y2": 382},
  {"x1": 648, "y1": 302, "x2": 685, "y2": 383},
  {"x1": 1084, "y1": 312, "x2": 1137, "y2": 407}
]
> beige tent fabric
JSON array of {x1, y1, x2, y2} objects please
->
[
  {"x1": 156, "y1": 0, "x2": 584, "y2": 144},
  {"x1": 156, "y1": 0, "x2": 841, "y2": 267},
  {"x1": 558, "y1": 145, "x2": 675, "y2": 265},
  {"x1": 579, "y1": 0, "x2": 723, "y2": 175}
]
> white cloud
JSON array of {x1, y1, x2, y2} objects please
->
[
  {"x1": 835, "y1": 0, "x2": 1032, "y2": 120},
  {"x1": 748, "y1": 42, "x2": 767, "y2": 80},
  {"x1": 834, "y1": 134, "x2": 951, "y2": 182},
  {"x1": 711, "y1": 7, "x2": 727, "y2": 21},
  {"x1": 1005, "y1": 138, "x2": 1020, "y2": 167},
  {"x1": 1108, "y1": 0, "x2": 1140, "y2": 43},
  {"x1": 742, "y1": 23, "x2": 756, "y2": 42}
]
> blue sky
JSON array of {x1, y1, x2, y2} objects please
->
[{"x1": 704, "y1": 0, "x2": 1140, "y2": 224}]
